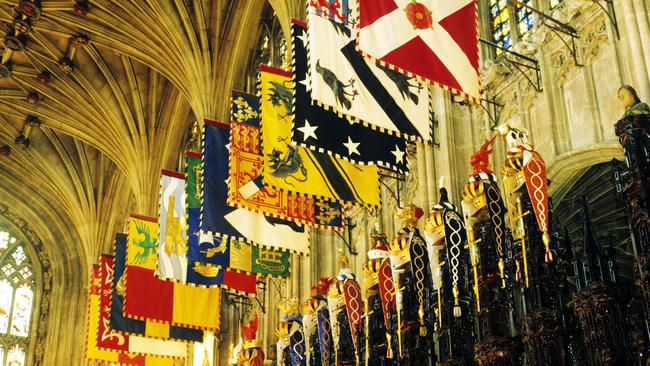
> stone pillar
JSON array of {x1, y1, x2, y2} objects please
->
[
  {"x1": 632, "y1": 0, "x2": 650, "y2": 79},
  {"x1": 620, "y1": 0, "x2": 650, "y2": 100}
]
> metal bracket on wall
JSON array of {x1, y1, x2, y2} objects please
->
[
  {"x1": 335, "y1": 216, "x2": 358, "y2": 256},
  {"x1": 483, "y1": 97, "x2": 505, "y2": 128},
  {"x1": 511, "y1": 0, "x2": 583, "y2": 66},
  {"x1": 479, "y1": 38, "x2": 543, "y2": 93},
  {"x1": 379, "y1": 171, "x2": 406, "y2": 209}
]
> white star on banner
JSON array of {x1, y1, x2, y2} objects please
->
[
  {"x1": 297, "y1": 30, "x2": 308, "y2": 46},
  {"x1": 391, "y1": 145, "x2": 405, "y2": 163},
  {"x1": 343, "y1": 137, "x2": 361, "y2": 156},
  {"x1": 297, "y1": 120, "x2": 318, "y2": 140},
  {"x1": 298, "y1": 77, "x2": 309, "y2": 88}
]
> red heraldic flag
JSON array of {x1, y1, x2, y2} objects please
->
[
  {"x1": 124, "y1": 214, "x2": 222, "y2": 331},
  {"x1": 357, "y1": 0, "x2": 480, "y2": 101}
]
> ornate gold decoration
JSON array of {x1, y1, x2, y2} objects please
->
[
  {"x1": 192, "y1": 263, "x2": 220, "y2": 277},
  {"x1": 164, "y1": 195, "x2": 187, "y2": 256},
  {"x1": 278, "y1": 297, "x2": 301, "y2": 319}
]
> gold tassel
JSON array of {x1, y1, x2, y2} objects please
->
[
  {"x1": 418, "y1": 307, "x2": 427, "y2": 336},
  {"x1": 498, "y1": 258, "x2": 506, "y2": 288},
  {"x1": 452, "y1": 285, "x2": 461, "y2": 317},
  {"x1": 386, "y1": 333, "x2": 394, "y2": 359},
  {"x1": 543, "y1": 231, "x2": 553, "y2": 263}
]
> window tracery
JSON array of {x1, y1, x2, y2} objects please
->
[
  {"x1": 488, "y1": 0, "x2": 539, "y2": 52},
  {"x1": 0, "y1": 231, "x2": 35, "y2": 366}
]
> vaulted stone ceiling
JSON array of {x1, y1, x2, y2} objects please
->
[
  {"x1": 0, "y1": 3, "x2": 302, "y2": 359},
  {"x1": 0, "y1": 0, "x2": 303, "y2": 261}
]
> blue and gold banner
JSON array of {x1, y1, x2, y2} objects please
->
[{"x1": 201, "y1": 120, "x2": 310, "y2": 254}]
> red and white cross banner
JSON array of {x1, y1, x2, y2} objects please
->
[{"x1": 357, "y1": 0, "x2": 481, "y2": 101}]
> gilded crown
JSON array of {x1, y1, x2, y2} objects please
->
[
  {"x1": 462, "y1": 180, "x2": 487, "y2": 213},
  {"x1": 362, "y1": 259, "x2": 382, "y2": 292},
  {"x1": 278, "y1": 297, "x2": 301, "y2": 319},
  {"x1": 388, "y1": 233, "x2": 410, "y2": 260},
  {"x1": 328, "y1": 280, "x2": 346, "y2": 299},
  {"x1": 274, "y1": 321, "x2": 290, "y2": 340},
  {"x1": 303, "y1": 298, "x2": 320, "y2": 316}
]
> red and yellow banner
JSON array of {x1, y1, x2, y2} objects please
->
[
  {"x1": 124, "y1": 215, "x2": 222, "y2": 331},
  {"x1": 85, "y1": 264, "x2": 179, "y2": 365}
]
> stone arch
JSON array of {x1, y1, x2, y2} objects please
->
[
  {"x1": 0, "y1": 200, "x2": 85, "y2": 366},
  {"x1": 547, "y1": 143, "x2": 624, "y2": 202}
]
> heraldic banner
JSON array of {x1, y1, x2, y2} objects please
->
[
  {"x1": 306, "y1": 2, "x2": 431, "y2": 143},
  {"x1": 201, "y1": 120, "x2": 311, "y2": 254},
  {"x1": 229, "y1": 90, "x2": 345, "y2": 230},
  {"x1": 259, "y1": 65, "x2": 381, "y2": 207},
  {"x1": 185, "y1": 151, "x2": 261, "y2": 290},
  {"x1": 111, "y1": 234, "x2": 204, "y2": 342},
  {"x1": 290, "y1": 19, "x2": 411, "y2": 173},
  {"x1": 97, "y1": 255, "x2": 189, "y2": 357},
  {"x1": 356, "y1": 0, "x2": 480, "y2": 101},
  {"x1": 85, "y1": 264, "x2": 179, "y2": 365},
  {"x1": 123, "y1": 215, "x2": 222, "y2": 331},
  {"x1": 157, "y1": 170, "x2": 189, "y2": 282}
]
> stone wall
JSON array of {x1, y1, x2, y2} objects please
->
[{"x1": 241, "y1": 0, "x2": 647, "y2": 361}]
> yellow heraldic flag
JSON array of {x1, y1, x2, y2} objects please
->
[{"x1": 259, "y1": 65, "x2": 381, "y2": 208}]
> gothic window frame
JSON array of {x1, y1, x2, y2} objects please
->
[
  {"x1": 484, "y1": 0, "x2": 563, "y2": 56},
  {"x1": 0, "y1": 218, "x2": 45, "y2": 366},
  {"x1": 244, "y1": 3, "x2": 288, "y2": 93}
]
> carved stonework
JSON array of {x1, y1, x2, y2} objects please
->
[
  {"x1": 0, "y1": 203, "x2": 52, "y2": 365},
  {"x1": 552, "y1": 49, "x2": 574, "y2": 86},
  {"x1": 582, "y1": 17, "x2": 608, "y2": 64},
  {"x1": 498, "y1": 90, "x2": 520, "y2": 124}
]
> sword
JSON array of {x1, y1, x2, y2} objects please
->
[
  {"x1": 466, "y1": 227, "x2": 482, "y2": 312},
  {"x1": 515, "y1": 197, "x2": 531, "y2": 288}
]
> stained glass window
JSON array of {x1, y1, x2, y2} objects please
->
[
  {"x1": 489, "y1": 0, "x2": 537, "y2": 52},
  {"x1": 550, "y1": 0, "x2": 563, "y2": 8},
  {"x1": 490, "y1": 0, "x2": 511, "y2": 51},
  {"x1": 0, "y1": 231, "x2": 35, "y2": 366},
  {"x1": 516, "y1": 0, "x2": 535, "y2": 40}
]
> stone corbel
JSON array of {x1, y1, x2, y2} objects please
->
[
  {"x1": 582, "y1": 18, "x2": 608, "y2": 64},
  {"x1": 480, "y1": 59, "x2": 511, "y2": 91}
]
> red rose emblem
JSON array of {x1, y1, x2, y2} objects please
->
[{"x1": 404, "y1": 1, "x2": 433, "y2": 30}]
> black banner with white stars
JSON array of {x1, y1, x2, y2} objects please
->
[{"x1": 290, "y1": 21, "x2": 409, "y2": 173}]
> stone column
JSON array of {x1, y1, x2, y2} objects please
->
[
  {"x1": 620, "y1": 0, "x2": 650, "y2": 100},
  {"x1": 632, "y1": 0, "x2": 650, "y2": 79}
]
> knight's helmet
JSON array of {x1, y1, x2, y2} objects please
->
[
  {"x1": 276, "y1": 297, "x2": 299, "y2": 345},
  {"x1": 363, "y1": 232, "x2": 390, "y2": 293},
  {"x1": 499, "y1": 124, "x2": 553, "y2": 263},
  {"x1": 389, "y1": 204, "x2": 425, "y2": 267},
  {"x1": 461, "y1": 135, "x2": 509, "y2": 287}
]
